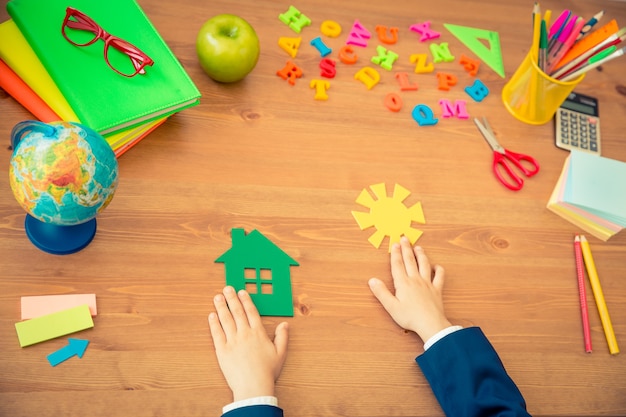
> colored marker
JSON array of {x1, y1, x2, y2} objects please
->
[
  {"x1": 546, "y1": 16, "x2": 578, "y2": 72},
  {"x1": 548, "y1": 9, "x2": 571, "y2": 50},
  {"x1": 547, "y1": 17, "x2": 585, "y2": 74}
]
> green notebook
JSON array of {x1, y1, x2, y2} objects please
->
[{"x1": 7, "y1": 0, "x2": 200, "y2": 135}]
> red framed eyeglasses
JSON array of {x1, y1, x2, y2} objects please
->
[{"x1": 61, "y1": 7, "x2": 154, "y2": 77}]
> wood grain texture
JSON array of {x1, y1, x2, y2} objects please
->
[{"x1": 1, "y1": 0, "x2": 626, "y2": 415}]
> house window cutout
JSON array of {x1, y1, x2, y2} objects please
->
[
  {"x1": 215, "y1": 228, "x2": 299, "y2": 317},
  {"x1": 244, "y1": 268, "x2": 274, "y2": 295}
]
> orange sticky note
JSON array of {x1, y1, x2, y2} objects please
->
[{"x1": 21, "y1": 294, "x2": 97, "y2": 319}]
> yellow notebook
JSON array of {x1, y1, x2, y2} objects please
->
[{"x1": 0, "y1": 19, "x2": 166, "y2": 154}]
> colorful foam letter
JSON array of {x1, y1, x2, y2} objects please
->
[
  {"x1": 395, "y1": 72, "x2": 418, "y2": 91},
  {"x1": 310, "y1": 36, "x2": 332, "y2": 57},
  {"x1": 430, "y1": 42, "x2": 455, "y2": 63},
  {"x1": 278, "y1": 37, "x2": 302, "y2": 58},
  {"x1": 279, "y1": 6, "x2": 311, "y2": 33},
  {"x1": 375, "y1": 25, "x2": 399, "y2": 44},
  {"x1": 436, "y1": 72, "x2": 458, "y2": 91},
  {"x1": 346, "y1": 19, "x2": 371, "y2": 47},
  {"x1": 319, "y1": 58, "x2": 337, "y2": 78},
  {"x1": 409, "y1": 21, "x2": 441, "y2": 41},
  {"x1": 339, "y1": 45, "x2": 358, "y2": 64},
  {"x1": 371, "y1": 45, "x2": 399, "y2": 70},
  {"x1": 409, "y1": 53, "x2": 434, "y2": 73},
  {"x1": 310, "y1": 79, "x2": 330, "y2": 100},
  {"x1": 277, "y1": 60, "x2": 303, "y2": 85},
  {"x1": 465, "y1": 79, "x2": 490, "y2": 102},
  {"x1": 354, "y1": 67, "x2": 380, "y2": 90},
  {"x1": 411, "y1": 105, "x2": 438, "y2": 126},
  {"x1": 384, "y1": 93, "x2": 403, "y2": 112},
  {"x1": 320, "y1": 20, "x2": 342, "y2": 37},
  {"x1": 439, "y1": 99, "x2": 469, "y2": 119},
  {"x1": 459, "y1": 54, "x2": 480, "y2": 76}
]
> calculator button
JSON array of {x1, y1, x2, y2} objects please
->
[{"x1": 590, "y1": 141, "x2": 598, "y2": 152}]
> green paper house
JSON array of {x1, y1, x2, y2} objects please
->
[{"x1": 215, "y1": 228, "x2": 299, "y2": 317}]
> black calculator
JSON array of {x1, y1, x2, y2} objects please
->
[{"x1": 555, "y1": 92, "x2": 601, "y2": 155}]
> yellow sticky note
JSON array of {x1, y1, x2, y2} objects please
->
[{"x1": 15, "y1": 304, "x2": 94, "y2": 347}]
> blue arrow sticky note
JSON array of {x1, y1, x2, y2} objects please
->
[{"x1": 47, "y1": 338, "x2": 89, "y2": 367}]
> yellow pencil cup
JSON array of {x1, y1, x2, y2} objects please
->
[{"x1": 502, "y1": 50, "x2": 585, "y2": 125}]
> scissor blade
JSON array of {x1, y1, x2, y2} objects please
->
[{"x1": 473, "y1": 118, "x2": 505, "y2": 153}]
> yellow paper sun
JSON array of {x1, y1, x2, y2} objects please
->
[{"x1": 351, "y1": 183, "x2": 425, "y2": 251}]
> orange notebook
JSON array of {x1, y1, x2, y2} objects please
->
[{"x1": 0, "y1": 58, "x2": 60, "y2": 122}]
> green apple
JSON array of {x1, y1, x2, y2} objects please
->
[{"x1": 196, "y1": 14, "x2": 260, "y2": 83}]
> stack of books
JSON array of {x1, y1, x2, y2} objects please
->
[
  {"x1": 0, "y1": 0, "x2": 200, "y2": 157},
  {"x1": 547, "y1": 150, "x2": 626, "y2": 241}
]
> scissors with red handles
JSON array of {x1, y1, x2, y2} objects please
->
[{"x1": 473, "y1": 117, "x2": 540, "y2": 191}]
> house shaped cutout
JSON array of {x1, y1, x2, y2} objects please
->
[{"x1": 215, "y1": 228, "x2": 299, "y2": 317}]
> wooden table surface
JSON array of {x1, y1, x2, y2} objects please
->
[{"x1": 1, "y1": 0, "x2": 625, "y2": 415}]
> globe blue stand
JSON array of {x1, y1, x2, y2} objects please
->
[{"x1": 24, "y1": 215, "x2": 97, "y2": 255}]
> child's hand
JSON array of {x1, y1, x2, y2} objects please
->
[
  {"x1": 208, "y1": 286, "x2": 289, "y2": 402},
  {"x1": 369, "y1": 237, "x2": 452, "y2": 343}
]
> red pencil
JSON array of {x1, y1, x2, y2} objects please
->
[{"x1": 574, "y1": 235, "x2": 592, "y2": 353}]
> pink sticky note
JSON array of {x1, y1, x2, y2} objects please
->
[{"x1": 21, "y1": 294, "x2": 97, "y2": 320}]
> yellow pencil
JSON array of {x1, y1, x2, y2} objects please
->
[{"x1": 580, "y1": 235, "x2": 620, "y2": 355}]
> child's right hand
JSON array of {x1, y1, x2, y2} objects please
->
[{"x1": 368, "y1": 237, "x2": 452, "y2": 343}]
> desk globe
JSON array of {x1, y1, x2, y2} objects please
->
[{"x1": 8, "y1": 121, "x2": 119, "y2": 255}]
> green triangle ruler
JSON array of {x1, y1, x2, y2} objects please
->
[{"x1": 444, "y1": 23, "x2": 505, "y2": 78}]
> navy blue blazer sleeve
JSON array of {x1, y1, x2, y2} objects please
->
[
  {"x1": 222, "y1": 405, "x2": 283, "y2": 417},
  {"x1": 416, "y1": 327, "x2": 531, "y2": 417}
]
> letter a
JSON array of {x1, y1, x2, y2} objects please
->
[{"x1": 278, "y1": 37, "x2": 301, "y2": 58}]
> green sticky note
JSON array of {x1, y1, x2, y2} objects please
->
[{"x1": 15, "y1": 304, "x2": 94, "y2": 347}]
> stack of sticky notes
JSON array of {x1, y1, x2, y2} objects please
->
[
  {"x1": 547, "y1": 150, "x2": 626, "y2": 241},
  {"x1": 15, "y1": 294, "x2": 97, "y2": 348},
  {"x1": 0, "y1": 0, "x2": 200, "y2": 157}
]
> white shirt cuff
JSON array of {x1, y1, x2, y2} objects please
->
[
  {"x1": 423, "y1": 325, "x2": 463, "y2": 351},
  {"x1": 222, "y1": 396, "x2": 278, "y2": 414}
]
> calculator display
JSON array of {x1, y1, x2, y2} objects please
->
[{"x1": 560, "y1": 100, "x2": 598, "y2": 116}]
